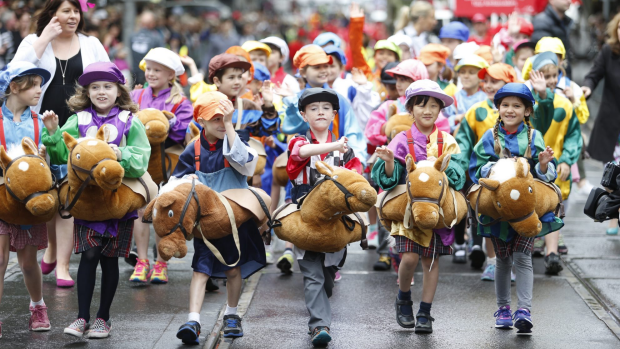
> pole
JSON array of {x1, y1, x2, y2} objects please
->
[{"x1": 123, "y1": 0, "x2": 137, "y2": 68}]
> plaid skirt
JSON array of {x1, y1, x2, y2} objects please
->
[
  {"x1": 490, "y1": 235, "x2": 535, "y2": 259},
  {"x1": 73, "y1": 220, "x2": 134, "y2": 258},
  {"x1": 0, "y1": 221, "x2": 47, "y2": 252},
  {"x1": 395, "y1": 233, "x2": 453, "y2": 257}
]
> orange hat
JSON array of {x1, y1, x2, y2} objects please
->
[
  {"x1": 477, "y1": 63, "x2": 518, "y2": 83},
  {"x1": 225, "y1": 46, "x2": 254, "y2": 82},
  {"x1": 293, "y1": 44, "x2": 333, "y2": 69},
  {"x1": 193, "y1": 91, "x2": 228, "y2": 122},
  {"x1": 418, "y1": 43, "x2": 450, "y2": 65},
  {"x1": 474, "y1": 45, "x2": 493, "y2": 64}
]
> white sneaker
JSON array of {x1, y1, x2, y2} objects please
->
[
  {"x1": 64, "y1": 318, "x2": 89, "y2": 338},
  {"x1": 578, "y1": 180, "x2": 594, "y2": 196},
  {"x1": 367, "y1": 230, "x2": 379, "y2": 249},
  {"x1": 265, "y1": 252, "x2": 274, "y2": 264}
]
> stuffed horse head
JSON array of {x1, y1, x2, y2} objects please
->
[
  {"x1": 385, "y1": 113, "x2": 414, "y2": 141},
  {"x1": 405, "y1": 153, "x2": 452, "y2": 229},
  {"x1": 137, "y1": 108, "x2": 174, "y2": 145},
  {"x1": 63, "y1": 126, "x2": 124, "y2": 191},
  {"x1": 0, "y1": 138, "x2": 57, "y2": 219}
]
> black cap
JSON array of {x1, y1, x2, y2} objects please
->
[
  {"x1": 299, "y1": 88, "x2": 340, "y2": 111},
  {"x1": 381, "y1": 61, "x2": 399, "y2": 85}
]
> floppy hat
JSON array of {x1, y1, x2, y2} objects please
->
[
  {"x1": 260, "y1": 36, "x2": 290, "y2": 64},
  {"x1": 439, "y1": 21, "x2": 469, "y2": 42},
  {"x1": 419, "y1": 44, "x2": 450, "y2": 65},
  {"x1": 142, "y1": 47, "x2": 185, "y2": 76},
  {"x1": 193, "y1": 91, "x2": 228, "y2": 122},
  {"x1": 78, "y1": 62, "x2": 125, "y2": 86},
  {"x1": 534, "y1": 37, "x2": 566, "y2": 59},
  {"x1": 252, "y1": 62, "x2": 271, "y2": 81},
  {"x1": 313, "y1": 32, "x2": 342, "y2": 48},
  {"x1": 453, "y1": 42, "x2": 480, "y2": 60},
  {"x1": 374, "y1": 40, "x2": 401, "y2": 60},
  {"x1": 405, "y1": 79, "x2": 454, "y2": 108},
  {"x1": 323, "y1": 45, "x2": 347, "y2": 66},
  {"x1": 0, "y1": 61, "x2": 51, "y2": 92},
  {"x1": 493, "y1": 83, "x2": 535, "y2": 108},
  {"x1": 477, "y1": 63, "x2": 518, "y2": 83},
  {"x1": 293, "y1": 45, "x2": 333, "y2": 69}
]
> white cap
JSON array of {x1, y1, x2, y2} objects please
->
[
  {"x1": 388, "y1": 33, "x2": 413, "y2": 48},
  {"x1": 143, "y1": 47, "x2": 185, "y2": 76},
  {"x1": 260, "y1": 36, "x2": 290, "y2": 64},
  {"x1": 452, "y1": 42, "x2": 480, "y2": 61}
]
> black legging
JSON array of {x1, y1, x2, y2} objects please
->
[{"x1": 77, "y1": 246, "x2": 119, "y2": 322}]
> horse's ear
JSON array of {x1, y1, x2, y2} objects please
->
[
  {"x1": 143, "y1": 199, "x2": 156, "y2": 221},
  {"x1": 157, "y1": 194, "x2": 177, "y2": 208},
  {"x1": 434, "y1": 153, "x2": 451, "y2": 172},
  {"x1": 516, "y1": 158, "x2": 530, "y2": 178},
  {"x1": 162, "y1": 110, "x2": 175, "y2": 120},
  {"x1": 315, "y1": 161, "x2": 334, "y2": 176},
  {"x1": 96, "y1": 125, "x2": 111, "y2": 142},
  {"x1": 63, "y1": 132, "x2": 78, "y2": 151},
  {"x1": 189, "y1": 122, "x2": 200, "y2": 140},
  {"x1": 22, "y1": 137, "x2": 38, "y2": 156},
  {"x1": 405, "y1": 154, "x2": 416, "y2": 173},
  {"x1": 480, "y1": 178, "x2": 500, "y2": 191},
  {"x1": 0, "y1": 147, "x2": 11, "y2": 171}
]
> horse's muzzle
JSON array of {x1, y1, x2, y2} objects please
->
[
  {"x1": 93, "y1": 160, "x2": 125, "y2": 191},
  {"x1": 26, "y1": 193, "x2": 56, "y2": 217}
]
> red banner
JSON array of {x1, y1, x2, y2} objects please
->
[{"x1": 454, "y1": 0, "x2": 547, "y2": 17}]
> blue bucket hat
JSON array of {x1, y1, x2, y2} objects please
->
[
  {"x1": 532, "y1": 51, "x2": 558, "y2": 71},
  {"x1": 313, "y1": 32, "x2": 342, "y2": 48},
  {"x1": 323, "y1": 45, "x2": 347, "y2": 66},
  {"x1": 439, "y1": 21, "x2": 470, "y2": 42},
  {"x1": 252, "y1": 62, "x2": 271, "y2": 82},
  {"x1": 0, "y1": 61, "x2": 51, "y2": 93},
  {"x1": 493, "y1": 83, "x2": 535, "y2": 108}
]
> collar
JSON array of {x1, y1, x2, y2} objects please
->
[
  {"x1": 274, "y1": 67, "x2": 287, "y2": 79},
  {"x1": 1, "y1": 103, "x2": 32, "y2": 122},
  {"x1": 201, "y1": 131, "x2": 223, "y2": 151},
  {"x1": 546, "y1": 5, "x2": 571, "y2": 25},
  {"x1": 305, "y1": 82, "x2": 330, "y2": 89},
  {"x1": 86, "y1": 105, "x2": 120, "y2": 119},
  {"x1": 486, "y1": 98, "x2": 497, "y2": 110},
  {"x1": 412, "y1": 123, "x2": 437, "y2": 144},
  {"x1": 500, "y1": 122, "x2": 524, "y2": 135},
  {"x1": 148, "y1": 85, "x2": 172, "y2": 98}
]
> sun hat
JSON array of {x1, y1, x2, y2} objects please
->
[{"x1": 405, "y1": 79, "x2": 454, "y2": 108}]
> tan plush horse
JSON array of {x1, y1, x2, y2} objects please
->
[
  {"x1": 273, "y1": 162, "x2": 377, "y2": 252},
  {"x1": 467, "y1": 157, "x2": 563, "y2": 238},
  {"x1": 384, "y1": 103, "x2": 413, "y2": 141},
  {"x1": 58, "y1": 127, "x2": 155, "y2": 220},
  {"x1": 136, "y1": 108, "x2": 183, "y2": 184},
  {"x1": 0, "y1": 138, "x2": 58, "y2": 224},
  {"x1": 143, "y1": 178, "x2": 271, "y2": 261}
]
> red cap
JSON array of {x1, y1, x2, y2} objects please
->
[{"x1": 472, "y1": 13, "x2": 487, "y2": 23}]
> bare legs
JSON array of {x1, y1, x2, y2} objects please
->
[
  {"x1": 44, "y1": 214, "x2": 74, "y2": 280},
  {"x1": 398, "y1": 252, "x2": 440, "y2": 303}
]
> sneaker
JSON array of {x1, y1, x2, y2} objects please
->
[
  {"x1": 607, "y1": 227, "x2": 619, "y2": 236},
  {"x1": 513, "y1": 308, "x2": 533, "y2": 335},
  {"x1": 452, "y1": 244, "x2": 467, "y2": 264},
  {"x1": 544, "y1": 252, "x2": 563, "y2": 275},
  {"x1": 64, "y1": 318, "x2": 89, "y2": 338},
  {"x1": 129, "y1": 259, "x2": 150, "y2": 283},
  {"x1": 511, "y1": 270, "x2": 516, "y2": 283},
  {"x1": 176, "y1": 320, "x2": 200, "y2": 345},
  {"x1": 334, "y1": 271, "x2": 342, "y2": 282},
  {"x1": 29, "y1": 304, "x2": 51, "y2": 331},
  {"x1": 557, "y1": 234, "x2": 568, "y2": 255},
  {"x1": 276, "y1": 253, "x2": 294, "y2": 274},
  {"x1": 124, "y1": 246, "x2": 138, "y2": 267},
  {"x1": 265, "y1": 251, "x2": 274, "y2": 265},
  {"x1": 86, "y1": 318, "x2": 111, "y2": 338},
  {"x1": 414, "y1": 312, "x2": 434, "y2": 334},
  {"x1": 481, "y1": 264, "x2": 495, "y2": 281},
  {"x1": 373, "y1": 255, "x2": 391, "y2": 271},
  {"x1": 532, "y1": 237, "x2": 545, "y2": 257},
  {"x1": 367, "y1": 230, "x2": 378, "y2": 249},
  {"x1": 311, "y1": 326, "x2": 331, "y2": 347},
  {"x1": 149, "y1": 261, "x2": 168, "y2": 284},
  {"x1": 578, "y1": 180, "x2": 594, "y2": 196},
  {"x1": 469, "y1": 245, "x2": 485, "y2": 269},
  {"x1": 494, "y1": 306, "x2": 513, "y2": 329},
  {"x1": 222, "y1": 314, "x2": 243, "y2": 338}
]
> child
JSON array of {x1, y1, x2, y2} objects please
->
[
  {"x1": 130, "y1": 47, "x2": 193, "y2": 284},
  {"x1": 378, "y1": 62, "x2": 400, "y2": 101},
  {"x1": 0, "y1": 62, "x2": 51, "y2": 337},
  {"x1": 173, "y1": 91, "x2": 266, "y2": 344},
  {"x1": 286, "y1": 88, "x2": 362, "y2": 347},
  {"x1": 388, "y1": 33, "x2": 414, "y2": 61},
  {"x1": 469, "y1": 83, "x2": 560, "y2": 335},
  {"x1": 511, "y1": 40, "x2": 535, "y2": 81},
  {"x1": 41, "y1": 62, "x2": 150, "y2": 338},
  {"x1": 260, "y1": 36, "x2": 300, "y2": 94},
  {"x1": 445, "y1": 54, "x2": 489, "y2": 133},
  {"x1": 250, "y1": 63, "x2": 271, "y2": 96},
  {"x1": 418, "y1": 44, "x2": 456, "y2": 97},
  {"x1": 371, "y1": 80, "x2": 465, "y2": 333},
  {"x1": 439, "y1": 21, "x2": 470, "y2": 68},
  {"x1": 242, "y1": 41, "x2": 271, "y2": 67}
]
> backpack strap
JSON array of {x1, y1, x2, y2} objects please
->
[
  {"x1": 0, "y1": 109, "x2": 5, "y2": 150},
  {"x1": 32, "y1": 111, "x2": 39, "y2": 146},
  {"x1": 437, "y1": 130, "x2": 444, "y2": 157},
  {"x1": 194, "y1": 134, "x2": 229, "y2": 171},
  {"x1": 406, "y1": 129, "x2": 416, "y2": 163},
  {"x1": 171, "y1": 97, "x2": 187, "y2": 114}
]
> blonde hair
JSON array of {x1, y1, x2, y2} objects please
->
[
  {"x1": 67, "y1": 82, "x2": 139, "y2": 113},
  {"x1": 167, "y1": 79, "x2": 184, "y2": 105},
  {"x1": 410, "y1": 1, "x2": 434, "y2": 24},
  {"x1": 394, "y1": 6, "x2": 411, "y2": 33}
]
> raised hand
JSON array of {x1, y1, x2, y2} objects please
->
[
  {"x1": 538, "y1": 146, "x2": 555, "y2": 165},
  {"x1": 219, "y1": 99, "x2": 235, "y2": 125},
  {"x1": 351, "y1": 68, "x2": 367, "y2": 86},
  {"x1": 375, "y1": 145, "x2": 394, "y2": 163},
  {"x1": 41, "y1": 110, "x2": 59, "y2": 134},
  {"x1": 529, "y1": 70, "x2": 547, "y2": 98},
  {"x1": 273, "y1": 82, "x2": 293, "y2": 97},
  {"x1": 41, "y1": 17, "x2": 63, "y2": 43},
  {"x1": 261, "y1": 80, "x2": 273, "y2": 107},
  {"x1": 349, "y1": 2, "x2": 364, "y2": 19}
]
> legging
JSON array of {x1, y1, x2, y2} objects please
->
[
  {"x1": 77, "y1": 246, "x2": 119, "y2": 322},
  {"x1": 495, "y1": 252, "x2": 533, "y2": 310}
]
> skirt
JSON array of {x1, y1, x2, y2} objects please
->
[
  {"x1": 192, "y1": 219, "x2": 266, "y2": 279},
  {"x1": 73, "y1": 220, "x2": 134, "y2": 258},
  {"x1": 0, "y1": 220, "x2": 47, "y2": 252},
  {"x1": 490, "y1": 235, "x2": 535, "y2": 259},
  {"x1": 395, "y1": 233, "x2": 453, "y2": 258}
]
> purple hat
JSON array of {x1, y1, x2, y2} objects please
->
[
  {"x1": 78, "y1": 62, "x2": 126, "y2": 87},
  {"x1": 405, "y1": 79, "x2": 454, "y2": 108}
]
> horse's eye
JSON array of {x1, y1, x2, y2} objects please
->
[
  {"x1": 40, "y1": 162, "x2": 45, "y2": 167},
  {"x1": 7, "y1": 178, "x2": 10, "y2": 184},
  {"x1": 528, "y1": 186, "x2": 533, "y2": 193},
  {"x1": 497, "y1": 201, "x2": 502, "y2": 208},
  {"x1": 333, "y1": 175, "x2": 338, "y2": 180},
  {"x1": 168, "y1": 210, "x2": 174, "y2": 218},
  {"x1": 153, "y1": 208, "x2": 157, "y2": 218},
  {"x1": 438, "y1": 180, "x2": 442, "y2": 186},
  {"x1": 76, "y1": 153, "x2": 81, "y2": 160}
]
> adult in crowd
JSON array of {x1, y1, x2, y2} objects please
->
[
  {"x1": 130, "y1": 10, "x2": 165, "y2": 86},
  {"x1": 531, "y1": 0, "x2": 573, "y2": 77},
  {"x1": 201, "y1": 18, "x2": 240, "y2": 75},
  {"x1": 394, "y1": 1, "x2": 438, "y2": 57},
  {"x1": 12, "y1": 0, "x2": 110, "y2": 287}
]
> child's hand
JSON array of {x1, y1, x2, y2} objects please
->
[
  {"x1": 335, "y1": 136, "x2": 349, "y2": 153},
  {"x1": 564, "y1": 86, "x2": 575, "y2": 103},
  {"x1": 351, "y1": 68, "x2": 367, "y2": 86},
  {"x1": 375, "y1": 146, "x2": 394, "y2": 163},
  {"x1": 557, "y1": 162, "x2": 571, "y2": 181},
  {"x1": 265, "y1": 135, "x2": 276, "y2": 149},
  {"x1": 538, "y1": 146, "x2": 555, "y2": 165},
  {"x1": 455, "y1": 113, "x2": 465, "y2": 123},
  {"x1": 530, "y1": 70, "x2": 548, "y2": 98},
  {"x1": 261, "y1": 80, "x2": 273, "y2": 107},
  {"x1": 349, "y1": 2, "x2": 364, "y2": 19},
  {"x1": 109, "y1": 144, "x2": 122, "y2": 161},
  {"x1": 133, "y1": 84, "x2": 143, "y2": 91},
  {"x1": 219, "y1": 99, "x2": 235, "y2": 125},
  {"x1": 41, "y1": 110, "x2": 59, "y2": 134},
  {"x1": 273, "y1": 82, "x2": 293, "y2": 97},
  {"x1": 178, "y1": 55, "x2": 196, "y2": 67},
  {"x1": 38, "y1": 145, "x2": 46, "y2": 158}
]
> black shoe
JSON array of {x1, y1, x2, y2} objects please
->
[
  {"x1": 124, "y1": 246, "x2": 138, "y2": 267},
  {"x1": 469, "y1": 245, "x2": 485, "y2": 269},
  {"x1": 544, "y1": 252, "x2": 563, "y2": 275},
  {"x1": 177, "y1": 320, "x2": 201, "y2": 345},
  {"x1": 205, "y1": 278, "x2": 219, "y2": 292},
  {"x1": 310, "y1": 326, "x2": 332, "y2": 347},
  {"x1": 414, "y1": 312, "x2": 434, "y2": 334},
  {"x1": 152, "y1": 243, "x2": 158, "y2": 260},
  {"x1": 223, "y1": 314, "x2": 243, "y2": 338},
  {"x1": 276, "y1": 254, "x2": 294, "y2": 274},
  {"x1": 373, "y1": 255, "x2": 391, "y2": 271},
  {"x1": 394, "y1": 297, "x2": 415, "y2": 328}
]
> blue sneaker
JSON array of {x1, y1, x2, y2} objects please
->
[
  {"x1": 513, "y1": 308, "x2": 533, "y2": 335},
  {"x1": 176, "y1": 321, "x2": 201, "y2": 345},
  {"x1": 223, "y1": 315, "x2": 243, "y2": 338},
  {"x1": 311, "y1": 326, "x2": 331, "y2": 347},
  {"x1": 481, "y1": 264, "x2": 495, "y2": 281},
  {"x1": 494, "y1": 306, "x2": 513, "y2": 329}
]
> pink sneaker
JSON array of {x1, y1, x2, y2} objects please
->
[
  {"x1": 29, "y1": 304, "x2": 51, "y2": 331},
  {"x1": 334, "y1": 271, "x2": 342, "y2": 282}
]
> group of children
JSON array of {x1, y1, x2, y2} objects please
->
[{"x1": 0, "y1": 10, "x2": 587, "y2": 348}]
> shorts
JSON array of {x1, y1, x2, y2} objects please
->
[
  {"x1": 395, "y1": 233, "x2": 453, "y2": 257},
  {"x1": 0, "y1": 220, "x2": 47, "y2": 252},
  {"x1": 73, "y1": 220, "x2": 134, "y2": 258}
]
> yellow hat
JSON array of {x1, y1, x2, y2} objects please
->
[
  {"x1": 521, "y1": 56, "x2": 534, "y2": 81},
  {"x1": 534, "y1": 37, "x2": 565, "y2": 59},
  {"x1": 241, "y1": 41, "x2": 271, "y2": 58},
  {"x1": 454, "y1": 54, "x2": 489, "y2": 72}
]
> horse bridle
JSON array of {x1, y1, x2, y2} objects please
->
[
  {"x1": 157, "y1": 178, "x2": 202, "y2": 239},
  {"x1": 143, "y1": 119, "x2": 172, "y2": 185},
  {"x1": 3, "y1": 154, "x2": 56, "y2": 205},
  {"x1": 474, "y1": 180, "x2": 535, "y2": 227},
  {"x1": 406, "y1": 173, "x2": 447, "y2": 207}
]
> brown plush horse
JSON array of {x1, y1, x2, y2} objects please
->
[
  {"x1": 467, "y1": 158, "x2": 563, "y2": 238},
  {"x1": 273, "y1": 161, "x2": 377, "y2": 253},
  {"x1": 384, "y1": 104, "x2": 413, "y2": 141},
  {"x1": 136, "y1": 108, "x2": 183, "y2": 184},
  {"x1": 0, "y1": 138, "x2": 58, "y2": 224},
  {"x1": 58, "y1": 127, "x2": 154, "y2": 220},
  {"x1": 143, "y1": 179, "x2": 271, "y2": 261}
]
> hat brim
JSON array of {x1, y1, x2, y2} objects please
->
[
  {"x1": 493, "y1": 91, "x2": 534, "y2": 108},
  {"x1": 208, "y1": 61, "x2": 252, "y2": 83},
  {"x1": 78, "y1": 71, "x2": 123, "y2": 86},
  {"x1": 143, "y1": 57, "x2": 185, "y2": 76},
  {"x1": 407, "y1": 91, "x2": 454, "y2": 108},
  {"x1": 514, "y1": 41, "x2": 536, "y2": 52},
  {"x1": 301, "y1": 55, "x2": 333, "y2": 68},
  {"x1": 17, "y1": 68, "x2": 51, "y2": 87},
  {"x1": 299, "y1": 92, "x2": 339, "y2": 111},
  {"x1": 196, "y1": 106, "x2": 225, "y2": 121},
  {"x1": 380, "y1": 77, "x2": 396, "y2": 85}
]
